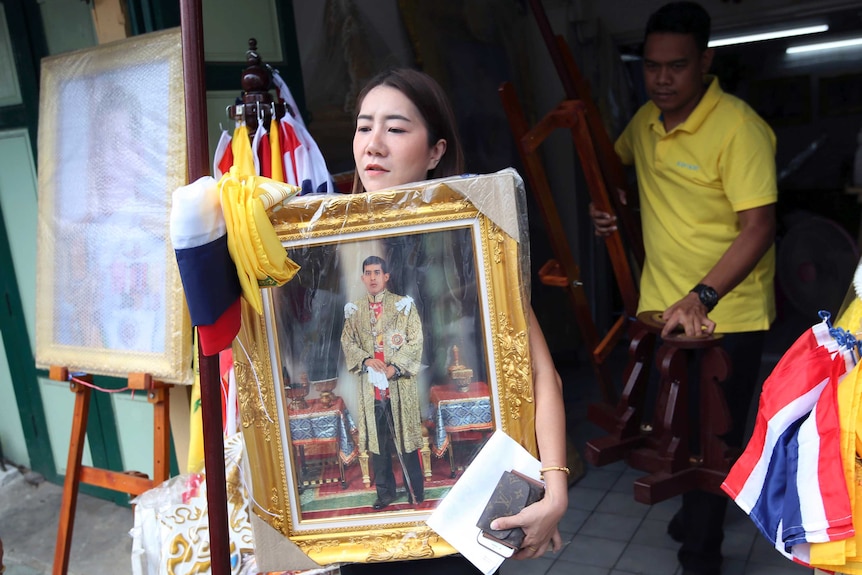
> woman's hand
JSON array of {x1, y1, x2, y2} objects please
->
[{"x1": 488, "y1": 490, "x2": 566, "y2": 559}]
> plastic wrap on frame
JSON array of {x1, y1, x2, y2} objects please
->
[
  {"x1": 34, "y1": 29, "x2": 192, "y2": 384},
  {"x1": 233, "y1": 169, "x2": 538, "y2": 568}
]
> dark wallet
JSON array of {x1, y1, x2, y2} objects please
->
[{"x1": 476, "y1": 469, "x2": 545, "y2": 550}]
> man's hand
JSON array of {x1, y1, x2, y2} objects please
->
[
  {"x1": 364, "y1": 359, "x2": 399, "y2": 379},
  {"x1": 588, "y1": 188, "x2": 627, "y2": 237},
  {"x1": 364, "y1": 358, "x2": 387, "y2": 373},
  {"x1": 661, "y1": 292, "x2": 716, "y2": 337}
]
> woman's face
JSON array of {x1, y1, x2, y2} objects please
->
[{"x1": 353, "y1": 85, "x2": 446, "y2": 192}]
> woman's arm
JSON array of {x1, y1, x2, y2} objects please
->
[{"x1": 490, "y1": 307, "x2": 568, "y2": 559}]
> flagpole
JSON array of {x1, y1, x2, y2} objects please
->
[{"x1": 180, "y1": 2, "x2": 232, "y2": 574}]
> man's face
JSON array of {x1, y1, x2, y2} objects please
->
[
  {"x1": 642, "y1": 32, "x2": 713, "y2": 128},
  {"x1": 361, "y1": 263, "x2": 389, "y2": 296}
]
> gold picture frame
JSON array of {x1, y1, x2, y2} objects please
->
[
  {"x1": 35, "y1": 28, "x2": 192, "y2": 384},
  {"x1": 235, "y1": 172, "x2": 537, "y2": 566}
]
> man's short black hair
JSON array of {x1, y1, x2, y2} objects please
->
[
  {"x1": 645, "y1": 1, "x2": 711, "y2": 52},
  {"x1": 362, "y1": 255, "x2": 388, "y2": 273}
]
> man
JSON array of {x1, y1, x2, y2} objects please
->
[
  {"x1": 341, "y1": 255, "x2": 425, "y2": 509},
  {"x1": 591, "y1": 3, "x2": 777, "y2": 574}
]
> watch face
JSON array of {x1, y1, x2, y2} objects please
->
[{"x1": 695, "y1": 285, "x2": 718, "y2": 309}]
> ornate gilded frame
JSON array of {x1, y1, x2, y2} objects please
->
[
  {"x1": 34, "y1": 29, "x2": 192, "y2": 383},
  {"x1": 235, "y1": 173, "x2": 537, "y2": 566}
]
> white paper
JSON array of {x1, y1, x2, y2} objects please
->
[{"x1": 425, "y1": 430, "x2": 542, "y2": 575}]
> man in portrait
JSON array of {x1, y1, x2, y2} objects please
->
[{"x1": 341, "y1": 255, "x2": 425, "y2": 509}]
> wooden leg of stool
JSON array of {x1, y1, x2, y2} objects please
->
[
  {"x1": 585, "y1": 326, "x2": 657, "y2": 466},
  {"x1": 652, "y1": 344, "x2": 690, "y2": 473},
  {"x1": 53, "y1": 381, "x2": 91, "y2": 575},
  {"x1": 700, "y1": 346, "x2": 732, "y2": 473},
  {"x1": 588, "y1": 325, "x2": 656, "y2": 435}
]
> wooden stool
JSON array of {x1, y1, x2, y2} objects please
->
[{"x1": 585, "y1": 312, "x2": 734, "y2": 504}]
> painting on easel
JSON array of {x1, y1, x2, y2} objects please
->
[{"x1": 34, "y1": 29, "x2": 192, "y2": 384}]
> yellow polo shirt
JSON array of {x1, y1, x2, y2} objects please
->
[{"x1": 616, "y1": 76, "x2": 777, "y2": 333}]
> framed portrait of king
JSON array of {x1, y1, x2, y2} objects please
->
[
  {"x1": 234, "y1": 170, "x2": 539, "y2": 566},
  {"x1": 34, "y1": 28, "x2": 192, "y2": 384}
]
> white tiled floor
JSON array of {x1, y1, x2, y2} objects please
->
[{"x1": 500, "y1": 458, "x2": 815, "y2": 575}]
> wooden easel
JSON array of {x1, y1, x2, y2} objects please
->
[
  {"x1": 498, "y1": 87, "x2": 635, "y2": 404},
  {"x1": 498, "y1": 4, "x2": 648, "y2": 405},
  {"x1": 50, "y1": 366, "x2": 171, "y2": 575},
  {"x1": 526, "y1": 0, "x2": 644, "y2": 268}
]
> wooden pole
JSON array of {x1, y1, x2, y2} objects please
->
[{"x1": 178, "y1": 2, "x2": 231, "y2": 575}]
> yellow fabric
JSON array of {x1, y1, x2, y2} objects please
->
[
  {"x1": 219, "y1": 167, "x2": 301, "y2": 313},
  {"x1": 231, "y1": 123, "x2": 255, "y2": 177},
  {"x1": 810, "y1": 362, "x2": 862, "y2": 569},
  {"x1": 187, "y1": 329, "x2": 205, "y2": 473},
  {"x1": 837, "y1": 297, "x2": 862, "y2": 337},
  {"x1": 615, "y1": 76, "x2": 777, "y2": 333},
  {"x1": 269, "y1": 117, "x2": 284, "y2": 183}
]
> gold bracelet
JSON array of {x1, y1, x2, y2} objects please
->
[{"x1": 539, "y1": 466, "x2": 570, "y2": 479}]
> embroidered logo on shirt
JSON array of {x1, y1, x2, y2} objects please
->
[{"x1": 676, "y1": 161, "x2": 700, "y2": 171}]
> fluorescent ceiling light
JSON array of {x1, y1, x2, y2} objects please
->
[
  {"x1": 786, "y1": 37, "x2": 862, "y2": 54},
  {"x1": 708, "y1": 24, "x2": 828, "y2": 47}
]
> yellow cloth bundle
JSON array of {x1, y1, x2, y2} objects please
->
[{"x1": 219, "y1": 166, "x2": 301, "y2": 313}]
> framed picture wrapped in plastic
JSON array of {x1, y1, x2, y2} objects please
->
[
  {"x1": 235, "y1": 170, "x2": 539, "y2": 566},
  {"x1": 34, "y1": 29, "x2": 192, "y2": 384}
]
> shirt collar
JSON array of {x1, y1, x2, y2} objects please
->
[
  {"x1": 648, "y1": 75, "x2": 722, "y2": 135},
  {"x1": 367, "y1": 290, "x2": 388, "y2": 304}
]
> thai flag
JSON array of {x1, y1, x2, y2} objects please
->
[
  {"x1": 170, "y1": 176, "x2": 242, "y2": 356},
  {"x1": 722, "y1": 320, "x2": 854, "y2": 564},
  {"x1": 722, "y1": 321, "x2": 838, "y2": 510}
]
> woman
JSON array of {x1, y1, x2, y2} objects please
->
[{"x1": 343, "y1": 68, "x2": 568, "y2": 572}]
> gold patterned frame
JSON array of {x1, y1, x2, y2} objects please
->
[
  {"x1": 235, "y1": 176, "x2": 537, "y2": 565},
  {"x1": 34, "y1": 29, "x2": 192, "y2": 384}
]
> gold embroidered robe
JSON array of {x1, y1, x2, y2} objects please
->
[{"x1": 341, "y1": 290, "x2": 424, "y2": 455}]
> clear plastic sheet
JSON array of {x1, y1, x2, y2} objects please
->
[
  {"x1": 232, "y1": 169, "x2": 538, "y2": 568},
  {"x1": 34, "y1": 29, "x2": 192, "y2": 383}
]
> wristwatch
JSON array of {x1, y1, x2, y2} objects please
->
[
  {"x1": 390, "y1": 364, "x2": 403, "y2": 379},
  {"x1": 690, "y1": 283, "x2": 719, "y2": 312}
]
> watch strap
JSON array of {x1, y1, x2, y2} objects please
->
[{"x1": 691, "y1": 283, "x2": 718, "y2": 312}]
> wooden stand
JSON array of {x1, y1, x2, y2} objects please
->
[
  {"x1": 50, "y1": 367, "x2": 172, "y2": 575},
  {"x1": 584, "y1": 313, "x2": 734, "y2": 504}
]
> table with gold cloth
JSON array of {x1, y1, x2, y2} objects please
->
[
  {"x1": 430, "y1": 381, "x2": 494, "y2": 476},
  {"x1": 287, "y1": 396, "x2": 358, "y2": 488}
]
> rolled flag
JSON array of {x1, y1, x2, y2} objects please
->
[{"x1": 170, "y1": 176, "x2": 243, "y2": 356}]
